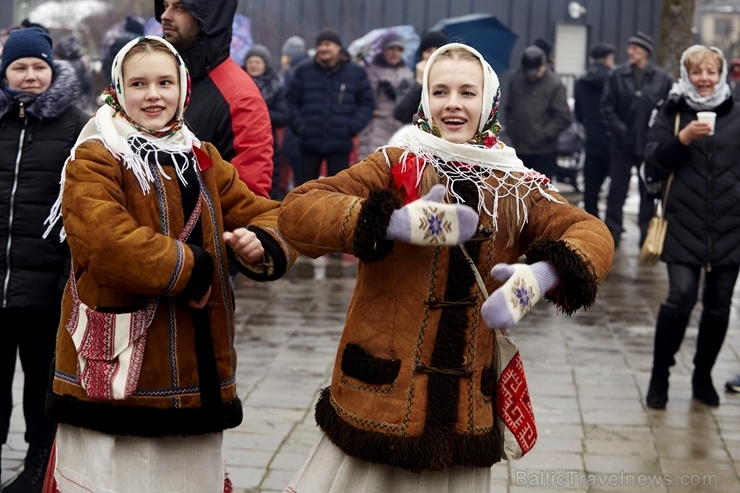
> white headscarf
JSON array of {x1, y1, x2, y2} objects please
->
[
  {"x1": 668, "y1": 44, "x2": 731, "y2": 111},
  {"x1": 388, "y1": 43, "x2": 559, "y2": 231},
  {"x1": 45, "y1": 36, "x2": 199, "y2": 239}
]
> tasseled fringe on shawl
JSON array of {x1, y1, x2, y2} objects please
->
[
  {"x1": 43, "y1": 131, "x2": 197, "y2": 242},
  {"x1": 381, "y1": 144, "x2": 562, "y2": 233}
]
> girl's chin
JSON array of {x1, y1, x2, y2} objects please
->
[{"x1": 441, "y1": 130, "x2": 473, "y2": 144}]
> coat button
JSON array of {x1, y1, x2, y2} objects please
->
[
  {"x1": 426, "y1": 296, "x2": 438, "y2": 306},
  {"x1": 468, "y1": 292, "x2": 478, "y2": 301},
  {"x1": 414, "y1": 362, "x2": 426, "y2": 372},
  {"x1": 484, "y1": 227, "x2": 493, "y2": 235},
  {"x1": 464, "y1": 366, "x2": 474, "y2": 377}
]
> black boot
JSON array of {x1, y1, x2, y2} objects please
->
[
  {"x1": 646, "y1": 305, "x2": 690, "y2": 409},
  {"x1": 3, "y1": 442, "x2": 52, "y2": 493},
  {"x1": 692, "y1": 310, "x2": 729, "y2": 406}
]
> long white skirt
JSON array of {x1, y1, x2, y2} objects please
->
[
  {"x1": 53, "y1": 423, "x2": 225, "y2": 493},
  {"x1": 284, "y1": 434, "x2": 492, "y2": 493}
]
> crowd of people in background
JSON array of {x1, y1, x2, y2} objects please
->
[{"x1": 4, "y1": 4, "x2": 740, "y2": 492}]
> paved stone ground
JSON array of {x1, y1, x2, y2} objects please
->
[{"x1": 4, "y1": 180, "x2": 740, "y2": 492}]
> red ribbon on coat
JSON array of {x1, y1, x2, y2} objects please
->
[{"x1": 392, "y1": 153, "x2": 424, "y2": 204}]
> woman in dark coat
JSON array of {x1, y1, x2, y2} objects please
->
[
  {"x1": 0, "y1": 27, "x2": 88, "y2": 493},
  {"x1": 244, "y1": 44, "x2": 290, "y2": 198},
  {"x1": 644, "y1": 45, "x2": 740, "y2": 409}
]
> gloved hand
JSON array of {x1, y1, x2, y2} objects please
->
[
  {"x1": 385, "y1": 184, "x2": 478, "y2": 246},
  {"x1": 481, "y1": 261, "x2": 559, "y2": 330},
  {"x1": 377, "y1": 79, "x2": 397, "y2": 100}
]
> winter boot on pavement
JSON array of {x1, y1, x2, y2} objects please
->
[
  {"x1": 691, "y1": 309, "x2": 730, "y2": 406},
  {"x1": 646, "y1": 305, "x2": 690, "y2": 409},
  {"x1": 725, "y1": 373, "x2": 740, "y2": 393},
  {"x1": 3, "y1": 441, "x2": 52, "y2": 493}
]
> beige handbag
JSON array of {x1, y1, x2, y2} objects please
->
[{"x1": 640, "y1": 113, "x2": 679, "y2": 265}]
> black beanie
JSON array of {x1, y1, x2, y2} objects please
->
[
  {"x1": 316, "y1": 29, "x2": 342, "y2": 47},
  {"x1": 419, "y1": 30, "x2": 448, "y2": 55},
  {"x1": 0, "y1": 27, "x2": 54, "y2": 75},
  {"x1": 628, "y1": 31, "x2": 654, "y2": 55}
]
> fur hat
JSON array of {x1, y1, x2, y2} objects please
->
[
  {"x1": 628, "y1": 31, "x2": 654, "y2": 55},
  {"x1": 1, "y1": 27, "x2": 54, "y2": 74},
  {"x1": 316, "y1": 29, "x2": 341, "y2": 47},
  {"x1": 281, "y1": 35, "x2": 306, "y2": 58},
  {"x1": 590, "y1": 43, "x2": 616, "y2": 60}
]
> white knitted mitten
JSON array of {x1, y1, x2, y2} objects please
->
[
  {"x1": 385, "y1": 184, "x2": 478, "y2": 246},
  {"x1": 481, "y1": 261, "x2": 560, "y2": 329}
]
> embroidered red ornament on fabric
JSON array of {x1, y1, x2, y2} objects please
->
[{"x1": 496, "y1": 350, "x2": 537, "y2": 455}]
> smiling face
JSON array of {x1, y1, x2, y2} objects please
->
[
  {"x1": 5, "y1": 57, "x2": 52, "y2": 93},
  {"x1": 427, "y1": 57, "x2": 483, "y2": 144},
  {"x1": 122, "y1": 50, "x2": 180, "y2": 131},
  {"x1": 689, "y1": 60, "x2": 721, "y2": 97}
]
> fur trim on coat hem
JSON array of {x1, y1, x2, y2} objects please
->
[
  {"x1": 46, "y1": 392, "x2": 243, "y2": 437},
  {"x1": 525, "y1": 238, "x2": 599, "y2": 315},
  {"x1": 314, "y1": 387, "x2": 503, "y2": 473},
  {"x1": 352, "y1": 188, "x2": 401, "y2": 263}
]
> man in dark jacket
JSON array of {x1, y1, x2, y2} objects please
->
[
  {"x1": 287, "y1": 29, "x2": 374, "y2": 186},
  {"x1": 574, "y1": 43, "x2": 616, "y2": 217},
  {"x1": 155, "y1": 0, "x2": 273, "y2": 198},
  {"x1": 600, "y1": 31, "x2": 672, "y2": 247},
  {"x1": 503, "y1": 45, "x2": 572, "y2": 179}
]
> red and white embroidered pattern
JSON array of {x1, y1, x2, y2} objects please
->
[
  {"x1": 496, "y1": 350, "x2": 537, "y2": 456},
  {"x1": 70, "y1": 298, "x2": 157, "y2": 400},
  {"x1": 65, "y1": 195, "x2": 201, "y2": 400}
]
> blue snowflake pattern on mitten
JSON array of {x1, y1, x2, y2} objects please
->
[
  {"x1": 418, "y1": 205, "x2": 451, "y2": 243},
  {"x1": 511, "y1": 278, "x2": 535, "y2": 315}
]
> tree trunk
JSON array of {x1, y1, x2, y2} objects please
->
[{"x1": 657, "y1": 0, "x2": 698, "y2": 79}]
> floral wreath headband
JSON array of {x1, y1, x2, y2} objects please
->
[
  {"x1": 104, "y1": 35, "x2": 192, "y2": 137},
  {"x1": 415, "y1": 42, "x2": 502, "y2": 148}
]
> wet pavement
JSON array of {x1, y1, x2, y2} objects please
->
[{"x1": 4, "y1": 181, "x2": 740, "y2": 492}]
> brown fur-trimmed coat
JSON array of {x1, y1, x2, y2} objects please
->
[
  {"x1": 278, "y1": 147, "x2": 613, "y2": 471},
  {"x1": 48, "y1": 140, "x2": 295, "y2": 437}
]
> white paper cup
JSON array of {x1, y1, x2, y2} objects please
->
[{"x1": 697, "y1": 111, "x2": 716, "y2": 135}]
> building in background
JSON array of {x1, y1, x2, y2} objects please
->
[{"x1": 697, "y1": 0, "x2": 740, "y2": 59}]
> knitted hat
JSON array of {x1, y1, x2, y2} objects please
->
[
  {"x1": 419, "y1": 30, "x2": 448, "y2": 55},
  {"x1": 521, "y1": 45, "x2": 545, "y2": 77},
  {"x1": 0, "y1": 27, "x2": 54, "y2": 74},
  {"x1": 316, "y1": 29, "x2": 341, "y2": 47},
  {"x1": 628, "y1": 31, "x2": 654, "y2": 55},
  {"x1": 281, "y1": 35, "x2": 306, "y2": 58},
  {"x1": 246, "y1": 44, "x2": 272, "y2": 67},
  {"x1": 590, "y1": 42, "x2": 616, "y2": 60},
  {"x1": 382, "y1": 32, "x2": 405, "y2": 50}
]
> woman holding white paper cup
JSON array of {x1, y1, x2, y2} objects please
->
[{"x1": 643, "y1": 45, "x2": 740, "y2": 409}]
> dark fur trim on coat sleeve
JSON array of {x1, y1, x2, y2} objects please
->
[
  {"x1": 230, "y1": 225, "x2": 290, "y2": 281},
  {"x1": 525, "y1": 238, "x2": 598, "y2": 315},
  {"x1": 181, "y1": 245, "x2": 214, "y2": 300},
  {"x1": 352, "y1": 188, "x2": 402, "y2": 263}
]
